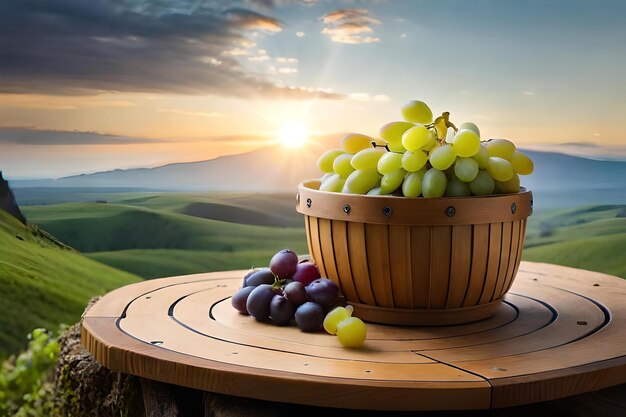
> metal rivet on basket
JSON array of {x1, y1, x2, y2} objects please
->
[
  {"x1": 296, "y1": 191, "x2": 300, "y2": 204},
  {"x1": 343, "y1": 204, "x2": 351, "y2": 214},
  {"x1": 577, "y1": 321, "x2": 588, "y2": 326},
  {"x1": 511, "y1": 203, "x2": 517, "y2": 214},
  {"x1": 306, "y1": 198, "x2": 312, "y2": 208},
  {"x1": 382, "y1": 206, "x2": 393, "y2": 217},
  {"x1": 445, "y1": 206, "x2": 455, "y2": 217}
]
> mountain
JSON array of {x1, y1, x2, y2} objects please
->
[
  {"x1": 8, "y1": 146, "x2": 626, "y2": 210},
  {"x1": 0, "y1": 208, "x2": 140, "y2": 358}
]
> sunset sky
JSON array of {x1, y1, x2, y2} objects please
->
[{"x1": 1, "y1": 0, "x2": 625, "y2": 177}]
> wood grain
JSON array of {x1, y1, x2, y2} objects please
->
[{"x1": 82, "y1": 263, "x2": 626, "y2": 411}]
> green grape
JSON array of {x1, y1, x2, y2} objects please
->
[
  {"x1": 336, "y1": 316, "x2": 367, "y2": 348},
  {"x1": 422, "y1": 168, "x2": 447, "y2": 198},
  {"x1": 333, "y1": 153, "x2": 355, "y2": 178},
  {"x1": 401, "y1": 100, "x2": 433, "y2": 124},
  {"x1": 429, "y1": 144, "x2": 457, "y2": 170},
  {"x1": 486, "y1": 156, "x2": 514, "y2": 182},
  {"x1": 472, "y1": 144, "x2": 489, "y2": 169},
  {"x1": 340, "y1": 133, "x2": 373, "y2": 154},
  {"x1": 321, "y1": 172, "x2": 334, "y2": 182},
  {"x1": 459, "y1": 122, "x2": 480, "y2": 137},
  {"x1": 351, "y1": 148, "x2": 386, "y2": 170},
  {"x1": 509, "y1": 151, "x2": 534, "y2": 175},
  {"x1": 469, "y1": 170, "x2": 495, "y2": 195},
  {"x1": 381, "y1": 168, "x2": 406, "y2": 194},
  {"x1": 323, "y1": 305, "x2": 353, "y2": 335},
  {"x1": 366, "y1": 187, "x2": 383, "y2": 195},
  {"x1": 402, "y1": 172, "x2": 422, "y2": 197},
  {"x1": 377, "y1": 152, "x2": 403, "y2": 175},
  {"x1": 454, "y1": 157, "x2": 479, "y2": 182},
  {"x1": 401, "y1": 150, "x2": 428, "y2": 172},
  {"x1": 402, "y1": 124, "x2": 434, "y2": 151},
  {"x1": 485, "y1": 139, "x2": 516, "y2": 159},
  {"x1": 422, "y1": 135, "x2": 438, "y2": 151},
  {"x1": 379, "y1": 121, "x2": 414, "y2": 146},
  {"x1": 342, "y1": 169, "x2": 381, "y2": 194},
  {"x1": 318, "y1": 149, "x2": 345, "y2": 173},
  {"x1": 387, "y1": 142, "x2": 407, "y2": 153},
  {"x1": 319, "y1": 173, "x2": 345, "y2": 193},
  {"x1": 446, "y1": 177, "x2": 471, "y2": 197},
  {"x1": 495, "y1": 173, "x2": 520, "y2": 194},
  {"x1": 451, "y1": 130, "x2": 480, "y2": 157}
]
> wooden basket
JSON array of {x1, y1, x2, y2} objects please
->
[{"x1": 296, "y1": 180, "x2": 533, "y2": 325}]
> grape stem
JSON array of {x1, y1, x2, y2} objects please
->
[{"x1": 371, "y1": 112, "x2": 459, "y2": 152}]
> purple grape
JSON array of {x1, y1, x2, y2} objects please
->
[
  {"x1": 245, "y1": 268, "x2": 275, "y2": 287},
  {"x1": 246, "y1": 284, "x2": 276, "y2": 321},
  {"x1": 295, "y1": 302, "x2": 325, "y2": 332},
  {"x1": 305, "y1": 278, "x2": 340, "y2": 308},
  {"x1": 231, "y1": 286, "x2": 256, "y2": 314},
  {"x1": 283, "y1": 281, "x2": 307, "y2": 307},
  {"x1": 326, "y1": 295, "x2": 348, "y2": 312},
  {"x1": 242, "y1": 268, "x2": 259, "y2": 287},
  {"x1": 292, "y1": 261, "x2": 321, "y2": 286},
  {"x1": 269, "y1": 249, "x2": 299, "y2": 279},
  {"x1": 270, "y1": 295, "x2": 296, "y2": 326}
]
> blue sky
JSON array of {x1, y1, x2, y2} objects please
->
[{"x1": 0, "y1": 0, "x2": 625, "y2": 177}]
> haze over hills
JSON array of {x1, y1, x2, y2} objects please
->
[{"x1": 8, "y1": 145, "x2": 626, "y2": 210}]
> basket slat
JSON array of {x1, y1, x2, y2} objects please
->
[
  {"x1": 319, "y1": 218, "x2": 340, "y2": 291},
  {"x1": 480, "y1": 223, "x2": 503, "y2": 304},
  {"x1": 307, "y1": 216, "x2": 327, "y2": 277},
  {"x1": 499, "y1": 220, "x2": 522, "y2": 299},
  {"x1": 389, "y1": 225, "x2": 413, "y2": 308},
  {"x1": 462, "y1": 224, "x2": 490, "y2": 307},
  {"x1": 330, "y1": 220, "x2": 360, "y2": 302},
  {"x1": 365, "y1": 223, "x2": 395, "y2": 308},
  {"x1": 429, "y1": 226, "x2": 452, "y2": 309},
  {"x1": 493, "y1": 221, "x2": 514, "y2": 300},
  {"x1": 446, "y1": 225, "x2": 473, "y2": 308},
  {"x1": 410, "y1": 226, "x2": 431, "y2": 308},
  {"x1": 504, "y1": 219, "x2": 527, "y2": 295},
  {"x1": 346, "y1": 222, "x2": 376, "y2": 305}
]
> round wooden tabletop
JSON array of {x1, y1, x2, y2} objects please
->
[{"x1": 82, "y1": 262, "x2": 626, "y2": 411}]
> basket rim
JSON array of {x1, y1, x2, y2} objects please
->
[{"x1": 296, "y1": 179, "x2": 533, "y2": 226}]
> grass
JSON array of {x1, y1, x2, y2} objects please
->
[
  {"x1": 22, "y1": 196, "x2": 308, "y2": 279},
  {"x1": 0, "y1": 209, "x2": 140, "y2": 359},
  {"x1": 523, "y1": 204, "x2": 626, "y2": 278}
]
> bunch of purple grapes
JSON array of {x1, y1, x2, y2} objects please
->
[{"x1": 231, "y1": 249, "x2": 344, "y2": 332}]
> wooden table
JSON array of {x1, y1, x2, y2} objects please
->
[{"x1": 81, "y1": 262, "x2": 626, "y2": 411}]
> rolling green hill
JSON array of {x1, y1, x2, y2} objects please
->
[
  {"x1": 0, "y1": 209, "x2": 140, "y2": 359},
  {"x1": 522, "y1": 205, "x2": 626, "y2": 278},
  {"x1": 22, "y1": 198, "x2": 308, "y2": 279}
]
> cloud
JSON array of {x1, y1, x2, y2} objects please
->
[
  {"x1": 0, "y1": 128, "x2": 161, "y2": 145},
  {"x1": 157, "y1": 109, "x2": 225, "y2": 118},
  {"x1": 320, "y1": 8, "x2": 381, "y2": 44},
  {"x1": 348, "y1": 93, "x2": 390, "y2": 101},
  {"x1": 0, "y1": 1, "x2": 340, "y2": 100}
]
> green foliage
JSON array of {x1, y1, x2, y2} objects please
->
[
  {"x1": 0, "y1": 329, "x2": 59, "y2": 416},
  {"x1": 523, "y1": 205, "x2": 626, "y2": 278},
  {"x1": 0, "y1": 209, "x2": 140, "y2": 358}
]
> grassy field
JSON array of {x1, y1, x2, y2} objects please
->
[
  {"x1": 522, "y1": 205, "x2": 626, "y2": 278},
  {"x1": 0, "y1": 209, "x2": 140, "y2": 359},
  {"x1": 22, "y1": 193, "x2": 308, "y2": 279}
]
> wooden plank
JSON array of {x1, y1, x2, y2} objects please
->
[
  {"x1": 330, "y1": 220, "x2": 360, "y2": 302},
  {"x1": 307, "y1": 216, "x2": 326, "y2": 277},
  {"x1": 365, "y1": 223, "x2": 394, "y2": 308},
  {"x1": 410, "y1": 226, "x2": 430, "y2": 308},
  {"x1": 318, "y1": 218, "x2": 340, "y2": 289},
  {"x1": 446, "y1": 225, "x2": 472, "y2": 308},
  {"x1": 429, "y1": 226, "x2": 452, "y2": 308},
  {"x1": 479, "y1": 223, "x2": 502, "y2": 304},
  {"x1": 346, "y1": 222, "x2": 376, "y2": 305},
  {"x1": 492, "y1": 221, "x2": 513, "y2": 300},
  {"x1": 388, "y1": 225, "x2": 412, "y2": 308},
  {"x1": 462, "y1": 224, "x2": 489, "y2": 307},
  {"x1": 499, "y1": 220, "x2": 521, "y2": 299}
]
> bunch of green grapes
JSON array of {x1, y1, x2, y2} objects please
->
[{"x1": 317, "y1": 100, "x2": 534, "y2": 197}]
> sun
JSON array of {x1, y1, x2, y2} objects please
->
[{"x1": 277, "y1": 121, "x2": 309, "y2": 148}]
